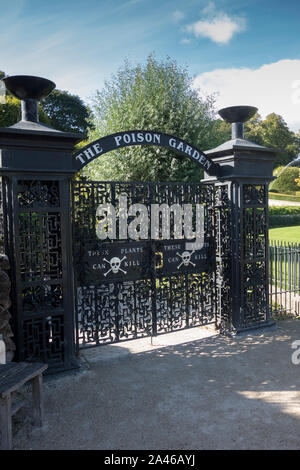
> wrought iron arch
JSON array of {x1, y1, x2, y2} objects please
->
[{"x1": 73, "y1": 130, "x2": 220, "y2": 177}]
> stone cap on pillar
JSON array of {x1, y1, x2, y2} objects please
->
[
  {"x1": 204, "y1": 105, "x2": 278, "y2": 182},
  {"x1": 0, "y1": 75, "x2": 84, "y2": 173}
]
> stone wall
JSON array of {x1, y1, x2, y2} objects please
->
[{"x1": 0, "y1": 255, "x2": 15, "y2": 361}]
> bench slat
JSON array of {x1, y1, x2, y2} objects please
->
[{"x1": 0, "y1": 363, "x2": 48, "y2": 397}]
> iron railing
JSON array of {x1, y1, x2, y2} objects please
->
[{"x1": 269, "y1": 240, "x2": 300, "y2": 317}]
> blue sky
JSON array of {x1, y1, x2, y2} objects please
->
[{"x1": 1, "y1": 0, "x2": 300, "y2": 130}]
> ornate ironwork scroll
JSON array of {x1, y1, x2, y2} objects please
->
[
  {"x1": 0, "y1": 176, "x2": 9, "y2": 257},
  {"x1": 16, "y1": 179, "x2": 65, "y2": 367},
  {"x1": 0, "y1": 177, "x2": 3, "y2": 254},
  {"x1": 241, "y1": 183, "x2": 269, "y2": 327},
  {"x1": 214, "y1": 182, "x2": 232, "y2": 332},
  {"x1": 72, "y1": 180, "x2": 217, "y2": 348},
  {"x1": 0, "y1": 177, "x2": 74, "y2": 370}
]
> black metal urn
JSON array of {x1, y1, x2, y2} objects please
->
[
  {"x1": 218, "y1": 105, "x2": 258, "y2": 139},
  {"x1": 1, "y1": 75, "x2": 56, "y2": 130}
]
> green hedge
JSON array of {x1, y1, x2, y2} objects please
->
[
  {"x1": 269, "y1": 206, "x2": 300, "y2": 215},
  {"x1": 269, "y1": 214, "x2": 300, "y2": 228},
  {"x1": 269, "y1": 193, "x2": 300, "y2": 203},
  {"x1": 271, "y1": 166, "x2": 300, "y2": 192},
  {"x1": 270, "y1": 190, "x2": 300, "y2": 194},
  {"x1": 268, "y1": 205, "x2": 300, "y2": 227}
]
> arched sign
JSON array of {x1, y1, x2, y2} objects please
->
[{"x1": 73, "y1": 130, "x2": 219, "y2": 176}]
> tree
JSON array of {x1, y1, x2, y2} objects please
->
[
  {"x1": 0, "y1": 95, "x2": 51, "y2": 128},
  {"x1": 41, "y1": 89, "x2": 92, "y2": 134},
  {"x1": 0, "y1": 71, "x2": 53, "y2": 128},
  {"x1": 271, "y1": 165, "x2": 300, "y2": 192},
  {"x1": 259, "y1": 113, "x2": 299, "y2": 166},
  {"x1": 0, "y1": 96, "x2": 20, "y2": 126},
  {"x1": 209, "y1": 112, "x2": 265, "y2": 149},
  {"x1": 243, "y1": 112, "x2": 300, "y2": 168},
  {"x1": 84, "y1": 54, "x2": 217, "y2": 182},
  {"x1": 209, "y1": 119, "x2": 230, "y2": 148},
  {"x1": 244, "y1": 113, "x2": 265, "y2": 145}
]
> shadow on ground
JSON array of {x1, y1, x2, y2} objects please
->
[{"x1": 13, "y1": 319, "x2": 300, "y2": 450}]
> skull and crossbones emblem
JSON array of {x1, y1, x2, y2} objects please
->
[
  {"x1": 176, "y1": 250, "x2": 195, "y2": 269},
  {"x1": 103, "y1": 256, "x2": 127, "y2": 276}
]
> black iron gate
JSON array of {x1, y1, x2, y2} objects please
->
[
  {"x1": 0, "y1": 74, "x2": 277, "y2": 372},
  {"x1": 72, "y1": 180, "x2": 217, "y2": 349}
]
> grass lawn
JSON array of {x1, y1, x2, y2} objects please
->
[{"x1": 269, "y1": 225, "x2": 300, "y2": 243}]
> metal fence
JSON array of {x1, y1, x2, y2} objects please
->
[{"x1": 269, "y1": 240, "x2": 300, "y2": 317}]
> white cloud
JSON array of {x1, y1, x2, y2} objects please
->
[
  {"x1": 180, "y1": 38, "x2": 191, "y2": 44},
  {"x1": 172, "y1": 10, "x2": 185, "y2": 23},
  {"x1": 201, "y1": 1, "x2": 218, "y2": 17},
  {"x1": 187, "y1": 14, "x2": 245, "y2": 44},
  {"x1": 193, "y1": 59, "x2": 300, "y2": 132},
  {"x1": 186, "y1": 2, "x2": 246, "y2": 44}
]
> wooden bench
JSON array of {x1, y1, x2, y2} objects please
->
[{"x1": 0, "y1": 362, "x2": 48, "y2": 450}]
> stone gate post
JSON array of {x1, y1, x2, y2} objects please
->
[
  {"x1": 204, "y1": 106, "x2": 277, "y2": 333},
  {"x1": 0, "y1": 76, "x2": 83, "y2": 371}
]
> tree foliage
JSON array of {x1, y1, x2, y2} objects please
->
[
  {"x1": 0, "y1": 95, "x2": 51, "y2": 128},
  {"x1": 244, "y1": 113, "x2": 265, "y2": 146},
  {"x1": 0, "y1": 96, "x2": 20, "y2": 126},
  {"x1": 84, "y1": 55, "x2": 217, "y2": 181},
  {"x1": 260, "y1": 113, "x2": 299, "y2": 166},
  {"x1": 0, "y1": 72, "x2": 89, "y2": 130},
  {"x1": 244, "y1": 112, "x2": 300, "y2": 167},
  {"x1": 41, "y1": 89, "x2": 91, "y2": 134},
  {"x1": 211, "y1": 112, "x2": 300, "y2": 168},
  {"x1": 271, "y1": 165, "x2": 300, "y2": 192},
  {"x1": 209, "y1": 119, "x2": 230, "y2": 148}
]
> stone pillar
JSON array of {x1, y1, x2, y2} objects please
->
[
  {"x1": 0, "y1": 76, "x2": 84, "y2": 371},
  {"x1": 204, "y1": 106, "x2": 277, "y2": 333}
]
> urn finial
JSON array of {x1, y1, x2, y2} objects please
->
[
  {"x1": 1, "y1": 75, "x2": 55, "y2": 128},
  {"x1": 218, "y1": 105, "x2": 258, "y2": 139}
]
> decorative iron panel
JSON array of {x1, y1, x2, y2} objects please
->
[
  {"x1": 0, "y1": 177, "x2": 3, "y2": 254},
  {"x1": 0, "y1": 176, "x2": 9, "y2": 256},
  {"x1": 241, "y1": 183, "x2": 269, "y2": 327},
  {"x1": 73, "y1": 180, "x2": 217, "y2": 348},
  {"x1": 214, "y1": 182, "x2": 232, "y2": 332},
  {"x1": 3, "y1": 177, "x2": 75, "y2": 371}
]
